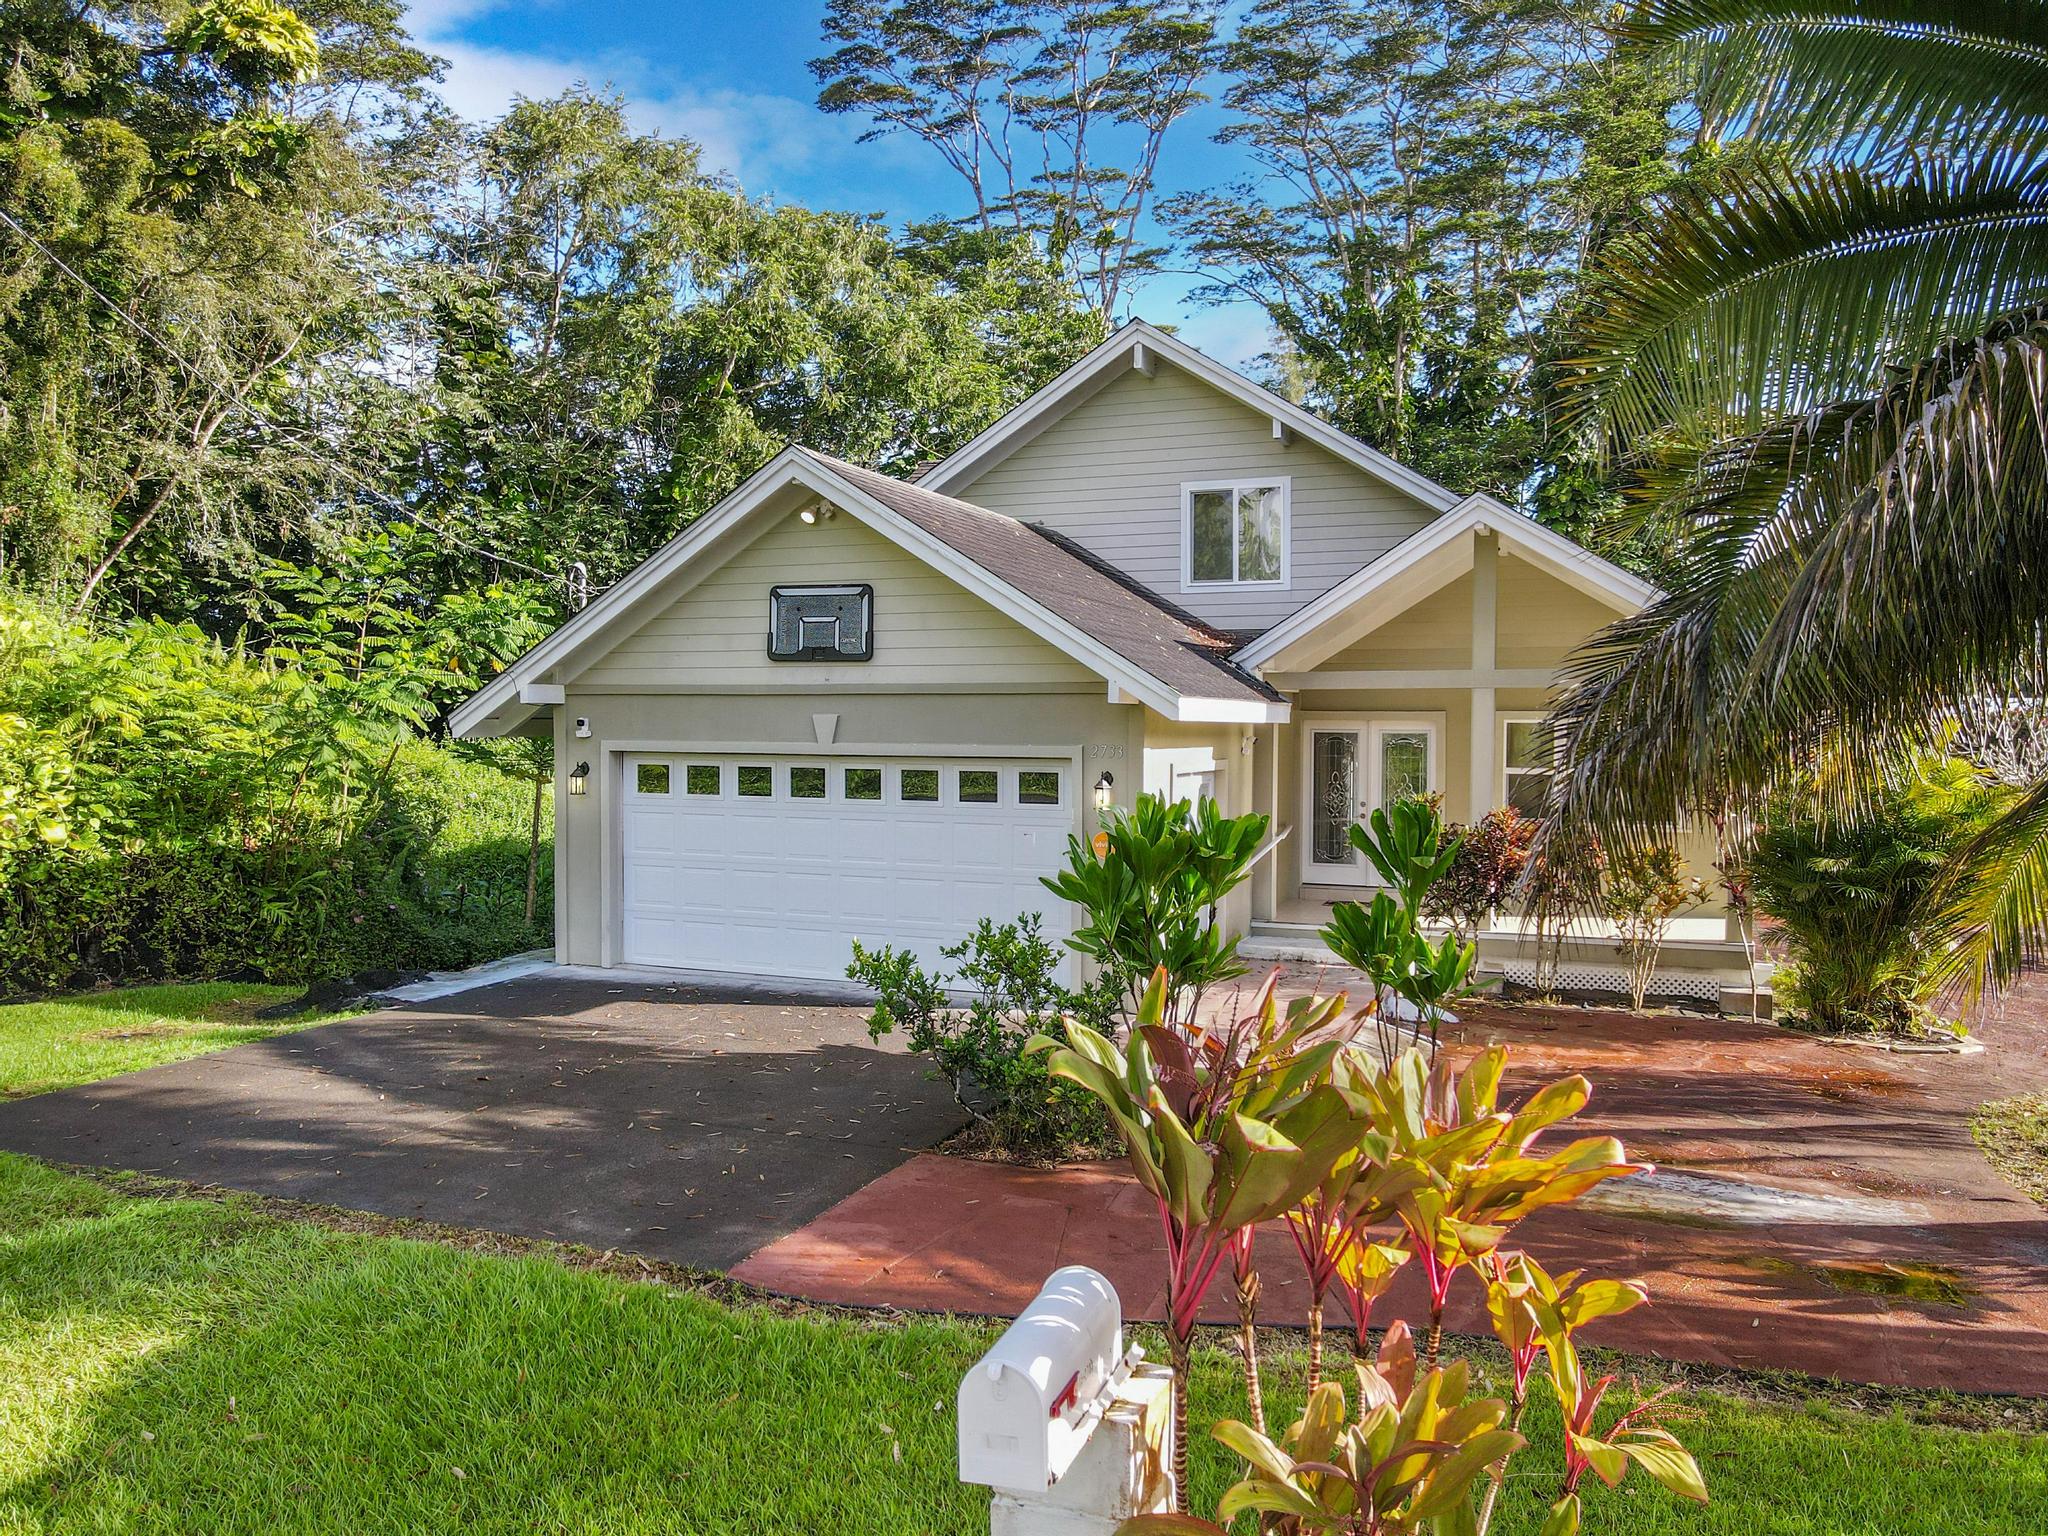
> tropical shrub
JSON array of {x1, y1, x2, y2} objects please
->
[
  {"x1": 1042, "y1": 972, "x2": 1703, "y2": 1531},
  {"x1": 1320, "y1": 798, "x2": 1474, "y2": 1057},
  {"x1": 1426, "y1": 806, "x2": 1535, "y2": 941},
  {"x1": 1041, "y1": 792, "x2": 1268, "y2": 1030},
  {"x1": 1748, "y1": 759, "x2": 2004, "y2": 1036},
  {"x1": 0, "y1": 594, "x2": 549, "y2": 995},
  {"x1": 848, "y1": 914, "x2": 1117, "y2": 1160},
  {"x1": 1601, "y1": 844, "x2": 1710, "y2": 1010}
]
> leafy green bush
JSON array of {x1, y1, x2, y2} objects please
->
[
  {"x1": 0, "y1": 593, "x2": 549, "y2": 996},
  {"x1": 1040, "y1": 792, "x2": 1268, "y2": 1032},
  {"x1": 1749, "y1": 758, "x2": 2004, "y2": 1036},
  {"x1": 848, "y1": 915, "x2": 1117, "y2": 1161}
]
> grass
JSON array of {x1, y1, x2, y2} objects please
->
[
  {"x1": 0, "y1": 983, "x2": 353, "y2": 1099},
  {"x1": 0, "y1": 1157, "x2": 2042, "y2": 1534},
  {"x1": 1973, "y1": 1093, "x2": 2048, "y2": 1205}
]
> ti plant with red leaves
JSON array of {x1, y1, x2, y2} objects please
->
[
  {"x1": 1119, "y1": 1322, "x2": 1520, "y2": 1536},
  {"x1": 1037, "y1": 968, "x2": 1368, "y2": 1511},
  {"x1": 1341, "y1": 1044, "x2": 1647, "y2": 1368},
  {"x1": 1476, "y1": 1255, "x2": 1649, "y2": 1534}
]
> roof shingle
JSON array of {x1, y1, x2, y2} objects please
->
[{"x1": 803, "y1": 450, "x2": 1283, "y2": 707}]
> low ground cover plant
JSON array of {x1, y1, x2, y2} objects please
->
[
  {"x1": 0, "y1": 982, "x2": 357, "y2": 1098},
  {"x1": 4, "y1": 1155, "x2": 2043, "y2": 1535}
]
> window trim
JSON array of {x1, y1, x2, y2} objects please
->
[{"x1": 1180, "y1": 477, "x2": 1291, "y2": 592}]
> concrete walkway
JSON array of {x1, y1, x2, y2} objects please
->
[{"x1": 735, "y1": 978, "x2": 2048, "y2": 1396}]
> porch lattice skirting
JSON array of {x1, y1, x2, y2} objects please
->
[{"x1": 1495, "y1": 959, "x2": 1723, "y2": 1005}]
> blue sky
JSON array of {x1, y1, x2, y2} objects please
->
[{"x1": 404, "y1": 0, "x2": 1273, "y2": 363}]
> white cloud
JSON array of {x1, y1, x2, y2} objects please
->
[{"x1": 405, "y1": 5, "x2": 897, "y2": 201}]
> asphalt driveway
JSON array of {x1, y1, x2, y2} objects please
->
[{"x1": 0, "y1": 974, "x2": 965, "y2": 1270}]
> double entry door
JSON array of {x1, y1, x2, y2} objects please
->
[{"x1": 1302, "y1": 716, "x2": 1440, "y2": 886}]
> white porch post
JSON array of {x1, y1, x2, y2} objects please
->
[{"x1": 1466, "y1": 530, "x2": 1497, "y2": 824}]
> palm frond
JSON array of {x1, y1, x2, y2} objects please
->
[
  {"x1": 1547, "y1": 304, "x2": 2048, "y2": 845},
  {"x1": 1929, "y1": 775, "x2": 2048, "y2": 1001},
  {"x1": 1623, "y1": 0, "x2": 2048, "y2": 165},
  {"x1": 1564, "y1": 158, "x2": 2048, "y2": 450}
]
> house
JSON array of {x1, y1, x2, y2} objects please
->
[{"x1": 453, "y1": 322, "x2": 1753, "y2": 1009}]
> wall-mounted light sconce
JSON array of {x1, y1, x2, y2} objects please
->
[
  {"x1": 568, "y1": 761, "x2": 591, "y2": 797},
  {"x1": 1093, "y1": 770, "x2": 1115, "y2": 811}
]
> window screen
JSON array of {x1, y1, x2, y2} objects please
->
[{"x1": 768, "y1": 584, "x2": 873, "y2": 661}]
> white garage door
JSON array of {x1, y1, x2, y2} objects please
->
[{"x1": 619, "y1": 754, "x2": 1076, "y2": 982}]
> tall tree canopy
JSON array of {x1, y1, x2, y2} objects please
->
[
  {"x1": 811, "y1": 0, "x2": 1220, "y2": 318},
  {"x1": 1165, "y1": 0, "x2": 1687, "y2": 499},
  {"x1": 0, "y1": 10, "x2": 1104, "y2": 638}
]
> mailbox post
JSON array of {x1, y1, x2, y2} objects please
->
[{"x1": 958, "y1": 1266, "x2": 1175, "y2": 1535}]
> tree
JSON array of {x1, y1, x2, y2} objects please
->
[
  {"x1": 1544, "y1": 1, "x2": 2048, "y2": 998},
  {"x1": 0, "y1": 1, "x2": 434, "y2": 610},
  {"x1": 1164, "y1": 0, "x2": 1672, "y2": 497},
  {"x1": 811, "y1": 0, "x2": 1220, "y2": 318}
]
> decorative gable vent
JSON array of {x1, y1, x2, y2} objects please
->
[{"x1": 768, "y1": 584, "x2": 874, "y2": 661}]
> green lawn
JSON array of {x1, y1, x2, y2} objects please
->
[
  {"x1": 1974, "y1": 1093, "x2": 2048, "y2": 1205},
  {"x1": 0, "y1": 984, "x2": 352, "y2": 1099},
  {"x1": 0, "y1": 1157, "x2": 2041, "y2": 1534}
]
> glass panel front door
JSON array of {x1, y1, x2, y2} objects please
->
[
  {"x1": 1377, "y1": 729, "x2": 1430, "y2": 812},
  {"x1": 1308, "y1": 729, "x2": 1360, "y2": 878},
  {"x1": 1302, "y1": 719, "x2": 1439, "y2": 887}
]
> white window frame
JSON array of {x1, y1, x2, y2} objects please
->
[
  {"x1": 1500, "y1": 715, "x2": 1552, "y2": 815},
  {"x1": 1180, "y1": 477, "x2": 1291, "y2": 591}
]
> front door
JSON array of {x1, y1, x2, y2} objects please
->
[{"x1": 1301, "y1": 718, "x2": 1440, "y2": 885}]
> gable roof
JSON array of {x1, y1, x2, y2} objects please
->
[
  {"x1": 1232, "y1": 493, "x2": 1660, "y2": 674},
  {"x1": 450, "y1": 447, "x2": 1289, "y2": 739},
  {"x1": 918, "y1": 319, "x2": 1463, "y2": 513},
  {"x1": 811, "y1": 454, "x2": 1285, "y2": 709}
]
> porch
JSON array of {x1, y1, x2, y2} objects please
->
[{"x1": 1208, "y1": 505, "x2": 1761, "y2": 1012}]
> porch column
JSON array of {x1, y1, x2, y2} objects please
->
[{"x1": 1466, "y1": 530, "x2": 1498, "y2": 824}]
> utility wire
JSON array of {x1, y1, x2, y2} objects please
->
[{"x1": 0, "y1": 204, "x2": 581, "y2": 594}]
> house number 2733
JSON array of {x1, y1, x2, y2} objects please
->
[{"x1": 1087, "y1": 744, "x2": 1126, "y2": 760}]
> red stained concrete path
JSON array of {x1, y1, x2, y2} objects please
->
[{"x1": 734, "y1": 971, "x2": 2048, "y2": 1396}]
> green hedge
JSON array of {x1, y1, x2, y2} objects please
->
[{"x1": 0, "y1": 595, "x2": 550, "y2": 997}]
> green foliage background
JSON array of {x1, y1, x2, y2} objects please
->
[{"x1": 0, "y1": 593, "x2": 550, "y2": 995}]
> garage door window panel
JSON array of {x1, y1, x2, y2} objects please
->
[
  {"x1": 738, "y1": 765, "x2": 773, "y2": 797},
  {"x1": 959, "y1": 769, "x2": 999, "y2": 804},
  {"x1": 789, "y1": 765, "x2": 828, "y2": 799},
  {"x1": 900, "y1": 767, "x2": 939, "y2": 803},
  {"x1": 1018, "y1": 770, "x2": 1060, "y2": 806},
  {"x1": 635, "y1": 762, "x2": 671, "y2": 795},
  {"x1": 685, "y1": 764, "x2": 720, "y2": 796},
  {"x1": 844, "y1": 767, "x2": 882, "y2": 801}
]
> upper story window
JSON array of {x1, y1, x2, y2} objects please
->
[{"x1": 1182, "y1": 479, "x2": 1289, "y2": 589}]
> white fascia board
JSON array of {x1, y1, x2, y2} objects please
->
[
  {"x1": 1175, "y1": 697, "x2": 1291, "y2": 724},
  {"x1": 1231, "y1": 496, "x2": 1659, "y2": 675},
  {"x1": 919, "y1": 321, "x2": 1462, "y2": 514},
  {"x1": 449, "y1": 447, "x2": 815, "y2": 737}
]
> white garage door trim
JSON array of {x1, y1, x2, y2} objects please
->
[{"x1": 615, "y1": 749, "x2": 1082, "y2": 984}]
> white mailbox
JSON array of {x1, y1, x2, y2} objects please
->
[{"x1": 959, "y1": 1265, "x2": 1135, "y2": 1492}]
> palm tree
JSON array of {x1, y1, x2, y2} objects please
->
[{"x1": 1547, "y1": 0, "x2": 2048, "y2": 996}]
